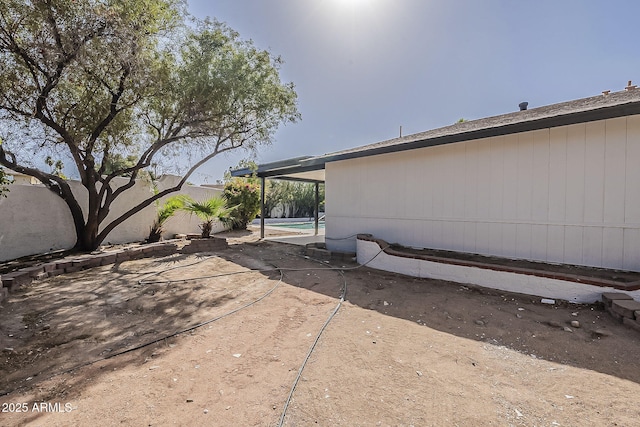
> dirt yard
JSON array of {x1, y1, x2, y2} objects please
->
[{"x1": 1, "y1": 228, "x2": 639, "y2": 426}]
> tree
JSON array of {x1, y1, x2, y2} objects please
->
[
  {"x1": 0, "y1": 167, "x2": 9, "y2": 198},
  {"x1": 0, "y1": 138, "x2": 10, "y2": 197},
  {"x1": 265, "y1": 180, "x2": 324, "y2": 218},
  {"x1": 147, "y1": 195, "x2": 183, "y2": 243},
  {"x1": 45, "y1": 156, "x2": 67, "y2": 179},
  {"x1": 178, "y1": 195, "x2": 233, "y2": 238},
  {"x1": 0, "y1": 0, "x2": 299, "y2": 251}
]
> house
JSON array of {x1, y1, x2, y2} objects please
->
[
  {"x1": 233, "y1": 87, "x2": 640, "y2": 275},
  {"x1": 1, "y1": 168, "x2": 42, "y2": 185}
]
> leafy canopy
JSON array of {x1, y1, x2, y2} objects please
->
[{"x1": 0, "y1": 0, "x2": 299, "y2": 250}]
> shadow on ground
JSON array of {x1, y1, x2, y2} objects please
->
[
  {"x1": 223, "y1": 240, "x2": 640, "y2": 385},
  {"x1": 1, "y1": 236, "x2": 639, "y2": 423}
]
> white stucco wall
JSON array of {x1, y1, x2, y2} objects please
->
[
  {"x1": 356, "y1": 238, "x2": 640, "y2": 303},
  {"x1": 326, "y1": 115, "x2": 640, "y2": 272},
  {"x1": 0, "y1": 175, "x2": 228, "y2": 261}
]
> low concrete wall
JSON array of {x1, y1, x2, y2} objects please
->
[
  {"x1": 356, "y1": 237, "x2": 640, "y2": 304},
  {"x1": 0, "y1": 175, "x2": 229, "y2": 261}
]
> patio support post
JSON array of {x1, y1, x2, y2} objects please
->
[
  {"x1": 314, "y1": 182, "x2": 319, "y2": 236},
  {"x1": 260, "y1": 176, "x2": 266, "y2": 239}
]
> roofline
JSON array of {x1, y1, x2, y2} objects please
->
[
  {"x1": 306, "y1": 100, "x2": 640, "y2": 166},
  {"x1": 231, "y1": 157, "x2": 325, "y2": 179},
  {"x1": 232, "y1": 96, "x2": 640, "y2": 178}
]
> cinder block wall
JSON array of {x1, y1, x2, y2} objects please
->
[{"x1": 0, "y1": 175, "x2": 229, "y2": 261}]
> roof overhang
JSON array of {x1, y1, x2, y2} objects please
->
[
  {"x1": 231, "y1": 90, "x2": 640, "y2": 182},
  {"x1": 231, "y1": 156, "x2": 326, "y2": 183}
]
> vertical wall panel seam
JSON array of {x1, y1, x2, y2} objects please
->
[
  {"x1": 580, "y1": 124, "x2": 586, "y2": 265},
  {"x1": 546, "y1": 128, "x2": 551, "y2": 262},
  {"x1": 600, "y1": 120, "x2": 606, "y2": 267},
  {"x1": 622, "y1": 117, "x2": 628, "y2": 266}
]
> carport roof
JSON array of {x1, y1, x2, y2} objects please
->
[{"x1": 231, "y1": 88, "x2": 640, "y2": 182}]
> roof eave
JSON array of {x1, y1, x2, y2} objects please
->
[{"x1": 313, "y1": 101, "x2": 640, "y2": 164}]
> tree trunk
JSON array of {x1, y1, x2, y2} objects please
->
[{"x1": 76, "y1": 215, "x2": 101, "y2": 252}]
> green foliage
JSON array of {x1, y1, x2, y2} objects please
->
[
  {"x1": 265, "y1": 180, "x2": 324, "y2": 218},
  {"x1": 0, "y1": 168, "x2": 10, "y2": 198},
  {"x1": 0, "y1": 139, "x2": 10, "y2": 198},
  {"x1": 178, "y1": 195, "x2": 233, "y2": 238},
  {"x1": 45, "y1": 156, "x2": 68, "y2": 179},
  {"x1": 147, "y1": 195, "x2": 183, "y2": 242},
  {"x1": 223, "y1": 178, "x2": 260, "y2": 230},
  {"x1": 224, "y1": 159, "x2": 259, "y2": 183},
  {"x1": 0, "y1": 1, "x2": 299, "y2": 251},
  {"x1": 99, "y1": 154, "x2": 139, "y2": 177}
]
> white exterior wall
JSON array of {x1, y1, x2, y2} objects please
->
[
  {"x1": 326, "y1": 115, "x2": 640, "y2": 272},
  {"x1": 356, "y1": 238, "x2": 640, "y2": 303},
  {"x1": 0, "y1": 175, "x2": 228, "y2": 261}
]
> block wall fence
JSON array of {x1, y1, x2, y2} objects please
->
[{"x1": 0, "y1": 174, "x2": 228, "y2": 261}]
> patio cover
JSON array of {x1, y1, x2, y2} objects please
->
[{"x1": 231, "y1": 157, "x2": 326, "y2": 238}]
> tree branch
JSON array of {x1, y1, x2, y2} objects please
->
[{"x1": 95, "y1": 135, "x2": 237, "y2": 243}]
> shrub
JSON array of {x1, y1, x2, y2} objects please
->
[
  {"x1": 178, "y1": 195, "x2": 234, "y2": 238},
  {"x1": 147, "y1": 196, "x2": 184, "y2": 243},
  {"x1": 223, "y1": 178, "x2": 260, "y2": 229}
]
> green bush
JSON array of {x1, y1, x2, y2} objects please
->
[
  {"x1": 0, "y1": 168, "x2": 10, "y2": 198},
  {"x1": 265, "y1": 180, "x2": 324, "y2": 218},
  {"x1": 178, "y1": 195, "x2": 234, "y2": 237},
  {"x1": 223, "y1": 178, "x2": 260, "y2": 229},
  {"x1": 147, "y1": 196, "x2": 184, "y2": 242}
]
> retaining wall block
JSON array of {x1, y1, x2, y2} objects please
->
[
  {"x1": 635, "y1": 310, "x2": 640, "y2": 321},
  {"x1": 115, "y1": 251, "x2": 132, "y2": 262},
  {"x1": 127, "y1": 249, "x2": 145, "y2": 260},
  {"x1": 64, "y1": 266, "x2": 83, "y2": 274},
  {"x1": 181, "y1": 238, "x2": 228, "y2": 254},
  {"x1": 98, "y1": 254, "x2": 117, "y2": 266},
  {"x1": 601, "y1": 292, "x2": 633, "y2": 308},
  {"x1": 611, "y1": 300, "x2": 640, "y2": 319},
  {"x1": 55, "y1": 260, "x2": 73, "y2": 270},
  {"x1": 154, "y1": 244, "x2": 178, "y2": 256},
  {"x1": 82, "y1": 258, "x2": 103, "y2": 269},
  {"x1": 33, "y1": 272, "x2": 49, "y2": 281},
  {"x1": 21, "y1": 265, "x2": 46, "y2": 278},
  {"x1": 0, "y1": 286, "x2": 8, "y2": 303},
  {"x1": 47, "y1": 269, "x2": 66, "y2": 277},
  {"x1": 622, "y1": 317, "x2": 640, "y2": 333},
  {"x1": 71, "y1": 259, "x2": 91, "y2": 268},
  {"x1": 42, "y1": 263, "x2": 58, "y2": 273},
  {"x1": 2, "y1": 272, "x2": 31, "y2": 290}
]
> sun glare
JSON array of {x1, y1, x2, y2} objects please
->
[{"x1": 331, "y1": 0, "x2": 372, "y2": 8}]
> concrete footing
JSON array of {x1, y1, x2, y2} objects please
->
[{"x1": 305, "y1": 242, "x2": 356, "y2": 262}]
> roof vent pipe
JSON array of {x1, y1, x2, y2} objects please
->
[{"x1": 519, "y1": 102, "x2": 528, "y2": 111}]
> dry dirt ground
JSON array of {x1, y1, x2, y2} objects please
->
[{"x1": 1, "y1": 228, "x2": 639, "y2": 426}]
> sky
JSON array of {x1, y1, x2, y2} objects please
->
[{"x1": 186, "y1": 0, "x2": 640, "y2": 184}]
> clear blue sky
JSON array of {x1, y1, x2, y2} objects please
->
[{"x1": 186, "y1": 0, "x2": 640, "y2": 184}]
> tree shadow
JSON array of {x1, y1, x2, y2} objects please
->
[
  {"x1": 0, "y1": 250, "x2": 281, "y2": 400},
  {"x1": 1, "y1": 239, "x2": 638, "y2": 426},
  {"x1": 216, "y1": 240, "x2": 640, "y2": 386}
]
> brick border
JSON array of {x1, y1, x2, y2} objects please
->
[{"x1": 0, "y1": 238, "x2": 228, "y2": 304}]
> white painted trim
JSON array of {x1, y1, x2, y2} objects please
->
[{"x1": 357, "y1": 238, "x2": 640, "y2": 303}]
